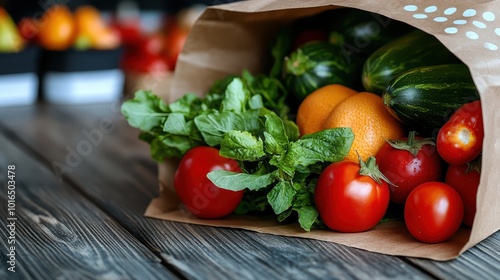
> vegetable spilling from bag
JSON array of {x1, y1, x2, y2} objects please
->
[{"x1": 121, "y1": 8, "x2": 484, "y2": 244}]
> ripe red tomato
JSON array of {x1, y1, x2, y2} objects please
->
[
  {"x1": 314, "y1": 158, "x2": 390, "y2": 232},
  {"x1": 437, "y1": 100, "x2": 484, "y2": 165},
  {"x1": 404, "y1": 182, "x2": 464, "y2": 243},
  {"x1": 174, "y1": 146, "x2": 244, "y2": 219},
  {"x1": 375, "y1": 131, "x2": 444, "y2": 205},
  {"x1": 445, "y1": 159, "x2": 481, "y2": 227}
]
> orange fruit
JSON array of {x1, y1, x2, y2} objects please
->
[
  {"x1": 296, "y1": 84, "x2": 358, "y2": 136},
  {"x1": 322, "y1": 92, "x2": 405, "y2": 162},
  {"x1": 38, "y1": 5, "x2": 76, "y2": 50},
  {"x1": 74, "y1": 5, "x2": 120, "y2": 50}
]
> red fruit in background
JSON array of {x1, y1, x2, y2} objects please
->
[
  {"x1": 113, "y1": 20, "x2": 141, "y2": 46},
  {"x1": 445, "y1": 158, "x2": 481, "y2": 227},
  {"x1": 122, "y1": 53, "x2": 169, "y2": 73},
  {"x1": 163, "y1": 25, "x2": 188, "y2": 70},
  {"x1": 137, "y1": 34, "x2": 164, "y2": 55},
  {"x1": 17, "y1": 17, "x2": 39, "y2": 43},
  {"x1": 376, "y1": 131, "x2": 444, "y2": 205}
]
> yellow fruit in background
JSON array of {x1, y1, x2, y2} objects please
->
[
  {"x1": 296, "y1": 84, "x2": 358, "y2": 136},
  {"x1": 322, "y1": 92, "x2": 405, "y2": 162},
  {"x1": 0, "y1": 7, "x2": 24, "y2": 52}
]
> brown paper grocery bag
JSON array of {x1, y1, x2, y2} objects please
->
[{"x1": 144, "y1": 0, "x2": 500, "y2": 261}]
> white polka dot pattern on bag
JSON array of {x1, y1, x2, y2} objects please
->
[{"x1": 403, "y1": 5, "x2": 499, "y2": 51}]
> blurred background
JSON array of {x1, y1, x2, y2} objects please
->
[{"x1": 0, "y1": 0, "x2": 242, "y2": 107}]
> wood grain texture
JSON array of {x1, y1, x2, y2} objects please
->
[
  {"x1": 0, "y1": 104, "x2": 432, "y2": 279},
  {"x1": 0, "y1": 103, "x2": 497, "y2": 279},
  {"x1": 0, "y1": 132, "x2": 178, "y2": 280}
]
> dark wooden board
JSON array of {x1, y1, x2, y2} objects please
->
[
  {"x1": 0, "y1": 103, "x2": 492, "y2": 279},
  {"x1": 0, "y1": 130, "x2": 178, "y2": 279},
  {"x1": 55, "y1": 103, "x2": 500, "y2": 279}
]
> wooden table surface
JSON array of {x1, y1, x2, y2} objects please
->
[{"x1": 0, "y1": 102, "x2": 499, "y2": 280}]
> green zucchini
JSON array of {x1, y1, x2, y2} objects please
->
[
  {"x1": 329, "y1": 8, "x2": 414, "y2": 56},
  {"x1": 382, "y1": 64, "x2": 480, "y2": 131},
  {"x1": 283, "y1": 41, "x2": 364, "y2": 101},
  {"x1": 362, "y1": 29, "x2": 460, "y2": 95}
]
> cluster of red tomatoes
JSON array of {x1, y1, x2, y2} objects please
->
[
  {"x1": 315, "y1": 100, "x2": 483, "y2": 243},
  {"x1": 120, "y1": 22, "x2": 188, "y2": 74},
  {"x1": 172, "y1": 100, "x2": 483, "y2": 244}
]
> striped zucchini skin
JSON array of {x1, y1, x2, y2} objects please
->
[
  {"x1": 382, "y1": 64, "x2": 480, "y2": 131},
  {"x1": 284, "y1": 41, "x2": 364, "y2": 101},
  {"x1": 329, "y1": 8, "x2": 414, "y2": 56},
  {"x1": 362, "y1": 29, "x2": 460, "y2": 95}
]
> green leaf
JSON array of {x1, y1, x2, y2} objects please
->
[
  {"x1": 220, "y1": 130, "x2": 266, "y2": 161},
  {"x1": 195, "y1": 109, "x2": 261, "y2": 147},
  {"x1": 138, "y1": 131, "x2": 156, "y2": 144},
  {"x1": 263, "y1": 131, "x2": 281, "y2": 155},
  {"x1": 248, "y1": 94, "x2": 264, "y2": 109},
  {"x1": 289, "y1": 127, "x2": 354, "y2": 166},
  {"x1": 168, "y1": 93, "x2": 203, "y2": 117},
  {"x1": 163, "y1": 113, "x2": 190, "y2": 135},
  {"x1": 246, "y1": 74, "x2": 288, "y2": 112},
  {"x1": 277, "y1": 208, "x2": 293, "y2": 222},
  {"x1": 264, "y1": 113, "x2": 288, "y2": 154},
  {"x1": 234, "y1": 187, "x2": 270, "y2": 214},
  {"x1": 221, "y1": 78, "x2": 248, "y2": 113},
  {"x1": 194, "y1": 111, "x2": 240, "y2": 146},
  {"x1": 208, "y1": 75, "x2": 238, "y2": 95},
  {"x1": 269, "y1": 27, "x2": 292, "y2": 79},
  {"x1": 149, "y1": 138, "x2": 181, "y2": 161},
  {"x1": 283, "y1": 119, "x2": 300, "y2": 142},
  {"x1": 296, "y1": 206, "x2": 319, "y2": 232},
  {"x1": 267, "y1": 181, "x2": 296, "y2": 215},
  {"x1": 207, "y1": 170, "x2": 275, "y2": 191},
  {"x1": 121, "y1": 90, "x2": 169, "y2": 131}
]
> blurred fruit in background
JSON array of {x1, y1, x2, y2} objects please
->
[
  {"x1": 120, "y1": 3, "x2": 205, "y2": 98},
  {"x1": 17, "y1": 17, "x2": 39, "y2": 44},
  {"x1": 162, "y1": 21, "x2": 188, "y2": 71},
  {"x1": 119, "y1": 4, "x2": 202, "y2": 74},
  {"x1": 0, "y1": 7, "x2": 25, "y2": 52},
  {"x1": 74, "y1": 5, "x2": 121, "y2": 50},
  {"x1": 26, "y1": 4, "x2": 121, "y2": 51},
  {"x1": 37, "y1": 5, "x2": 76, "y2": 50}
]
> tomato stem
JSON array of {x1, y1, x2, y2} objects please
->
[
  {"x1": 386, "y1": 130, "x2": 435, "y2": 157},
  {"x1": 358, "y1": 154, "x2": 395, "y2": 186},
  {"x1": 465, "y1": 156, "x2": 482, "y2": 174}
]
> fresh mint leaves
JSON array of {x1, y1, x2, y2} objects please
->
[
  {"x1": 121, "y1": 71, "x2": 288, "y2": 161},
  {"x1": 121, "y1": 90, "x2": 169, "y2": 131},
  {"x1": 121, "y1": 70, "x2": 354, "y2": 231},
  {"x1": 207, "y1": 110, "x2": 354, "y2": 231}
]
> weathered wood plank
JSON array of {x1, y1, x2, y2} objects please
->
[
  {"x1": 0, "y1": 104, "x2": 442, "y2": 279},
  {"x1": 0, "y1": 131, "x2": 178, "y2": 279},
  {"x1": 57, "y1": 103, "x2": 500, "y2": 279}
]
